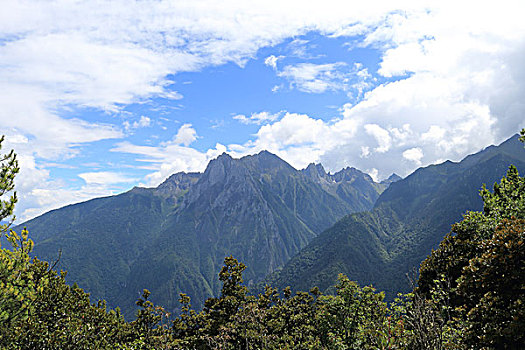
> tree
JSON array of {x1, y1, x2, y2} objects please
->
[
  {"x1": 317, "y1": 275, "x2": 402, "y2": 349},
  {"x1": 0, "y1": 228, "x2": 38, "y2": 329},
  {"x1": 417, "y1": 138, "x2": 525, "y2": 348},
  {"x1": 0, "y1": 135, "x2": 19, "y2": 233},
  {"x1": 458, "y1": 218, "x2": 524, "y2": 347},
  {"x1": 0, "y1": 137, "x2": 134, "y2": 349},
  {"x1": 0, "y1": 136, "x2": 29, "y2": 328}
]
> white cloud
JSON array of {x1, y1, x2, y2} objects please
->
[
  {"x1": 124, "y1": 116, "x2": 152, "y2": 131},
  {"x1": 0, "y1": 85, "x2": 123, "y2": 160},
  {"x1": 138, "y1": 116, "x2": 152, "y2": 128},
  {"x1": 225, "y1": 21, "x2": 525, "y2": 178},
  {"x1": 11, "y1": 153, "x2": 135, "y2": 222},
  {"x1": 233, "y1": 111, "x2": 282, "y2": 125},
  {"x1": 402, "y1": 147, "x2": 424, "y2": 165},
  {"x1": 159, "y1": 91, "x2": 184, "y2": 100},
  {"x1": 111, "y1": 140, "x2": 227, "y2": 187},
  {"x1": 278, "y1": 62, "x2": 349, "y2": 93},
  {"x1": 287, "y1": 39, "x2": 313, "y2": 58},
  {"x1": 227, "y1": 112, "x2": 359, "y2": 169},
  {"x1": 364, "y1": 124, "x2": 391, "y2": 153},
  {"x1": 110, "y1": 123, "x2": 224, "y2": 186},
  {"x1": 367, "y1": 168, "x2": 379, "y2": 182},
  {"x1": 264, "y1": 55, "x2": 282, "y2": 70},
  {"x1": 172, "y1": 124, "x2": 198, "y2": 146},
  {"x1": 125, "y1": 0, "x2": 525, "y2": 183},
  {"x1": 78, "y1": 172, "x2": 138, "y2": 185},
  {"x1": 276, "y1": 61, "x2": 375, "y2": 95},
  {"x1": 421, "y1": 125, "x2": 446, "y2": 143},
  {"x1": 360, "y1": 146, "x2": 370, "y2": 158}
]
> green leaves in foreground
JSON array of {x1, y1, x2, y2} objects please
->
[
  {"x1": 0, "y1": 229, "x2": 36, "y2": 326},
  {"x1": 417, "y1": 164, "x2": 525, "y2": 348}
]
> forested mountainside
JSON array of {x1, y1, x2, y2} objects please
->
[
  {"x1": 266, "y1": 134, "x2": 525, "y2": 298},
  {"x1": 18, "y1": 151, "x2": 386, "y2": 318}
]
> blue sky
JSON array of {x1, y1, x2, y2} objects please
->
[{"x1": 1, "y1": 0, "x2": 525, "y2": 221}]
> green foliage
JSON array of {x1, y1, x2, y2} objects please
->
[
  {"x1": 317, "y1": 274, "x2": 407, "y2": 349},
  {"x1": 481, "y1": 164, "x2": 525, "y2": 220},
  {"x1": 0, "y1": 141, "x2": 140, "y2": 348},
  {"x1": 417, "y1": 164, "x2": 525, "y2": 348},
  {"x1": 0, "y1": 229, "x2": 36, "y2": 326},
  {"x1": 393, "y1": 278, "x2": 466, "y2": 350},
  {"x1": 127, "y1": 289, "x2": 173, "y2": 349},
  {"x1": 458, "y1": 219, "x2": 525, "y2": 348},
  {"x1": 0, "y1": 135, "x2": 19, "y2": 232},
  {"x1": 169, "y1": 257, "x2": 413, "y2": 349},
  {"x1": 0, "y1": 228, "x2": 133, "y2": 349}
]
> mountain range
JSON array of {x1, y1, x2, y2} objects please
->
[
  {"x1": 18, "y1": 134, "x2": 525, "y2": 318},
  {"x1": 265, "y1": 134, "x2": 525, "y2": 298},
  {"x1": 19, "y1": 150, "x2": 387, "y2": 318}
]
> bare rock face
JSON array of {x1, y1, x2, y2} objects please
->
[{"x1": 155, "y1": 172, "x2": 201, "y2": 200}]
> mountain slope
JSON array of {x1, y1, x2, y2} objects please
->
[
  {"x1": 266, "y1": 135, "x2": 525, "y2": 298},
  {"x1": 19, "y1": 151, "x2": 384, "y2": 318}
]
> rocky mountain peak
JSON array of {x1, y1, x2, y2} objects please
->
[
  {"x1": 200, "y1": 152, "x2": 238, "y2": 185},
  {"x1": 332, "y1": 166, "x2": 369, "y2": 183},
  {"x1": 155, "y1": 172, "x2": 201, "y2": 198},
  {"x1": 380, "y1": 173, "x2": 402, "y2": 185},
  {"x1": 240, "y1": 150, "x2": 296, "y2": 175},
  {"x1": 302, "y1": 163, "x2": 327, "y2": 180}
]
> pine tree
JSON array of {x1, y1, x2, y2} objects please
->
[{"x1": 0, "y1": 135, "x2": 19, "y2": 233}]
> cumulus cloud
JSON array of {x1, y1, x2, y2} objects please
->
[
  {"x1": 111, "y1": 123, "x2": 225, "y2": 186},
  {"x1": 172, "y1": 124, "x2": 198, "y2": 146},
  {"x1": 364, "y1": 124, "x2": 391, "y2": 153},
  {"x1": 122, "y1": 1, "x2": 524, "y2": 184},
  {"x1": 402, "y1": 147, "x2": 424, "y2": 165},
  {"x1": 227, "y1": 112, "x2": 359, "y2": 169},
  {"x1": 111, "y1": 141, "x2": 227, "y2": 187}
]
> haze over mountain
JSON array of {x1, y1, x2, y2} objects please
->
[
  {"x1": 265, "y1": 134, "x2": 525, "y2": 298},
  {"x1": 19, "y1": 151, "x2": 387, "y2": 318}
]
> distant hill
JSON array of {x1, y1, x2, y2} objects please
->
[
  {"x1": 265, "y1": 134, "x2": 525, "y2": 298},
  {"x1": 18, "y1": 151, "x2": 385, "y2": 318}
]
